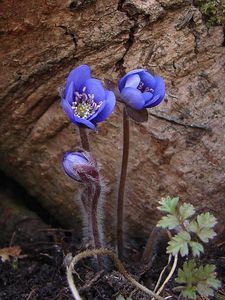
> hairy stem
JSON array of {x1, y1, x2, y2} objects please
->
[
  {"x1": 79, "y1": 127, "x2": 90, "y2": 151},
  {"x1": 91, "y1": 183, "x2": 102, "y2": 250},
  {"x1": 117, "y1": 106, "x2": 130, "y2": 258},
  {"x1": 66, "y1": 248, "x2": 165, "y2": 300},
  {"x1": 83, "y1": 182, "x2": 103, "y2": 269}
]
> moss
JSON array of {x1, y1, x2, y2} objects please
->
[{"x1": 194, "y1": 0, "x2": 225, "y2": 26}]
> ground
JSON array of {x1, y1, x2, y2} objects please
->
[{"x1": 0, "y1": 229, "x2": 225, "y2": 300}]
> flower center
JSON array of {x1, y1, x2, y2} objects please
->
[
  {"x1": 71, "y1": 87, "x2": 102, "y2": 119},
  {"x1": 137, "y1": 81, "x2": 154, "y2": 93}
]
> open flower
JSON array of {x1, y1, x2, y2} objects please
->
[
  {"x1": 61, "y1": 65, "x2": 116, "y2": 130},
  {"x1": 63, "y1": 151, "x2": 99, "y2": 182},
  {"x1": 118, "y1": 69, "x2": 165, "y2": 110}
]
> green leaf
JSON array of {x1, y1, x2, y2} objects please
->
[
  {"x1": 197, "y1": 284, "x2": 214, "y2": 297},
  {"x1": 188, "y1": 213, "x2": 217, "y2": 243},
  {"x1": 179, "y1": 203, "x2": 195, "y2": 221},
  {"x1": 157, "y1": 214, "x2": 179, "y2": 229},
  {"x1": 182, "y1": 287, "x2": 197, "y2": 300},
  {"x1": 197, "y1": 212, "x2": 217, "y2": 229},
  {"x1": 207, "y1": 277, "x2": 221, "y2": 290},
  {"x1": 189, "y1": 241, "x2": 204, "y2": 257},
  {"x1": 188, "y1": 221, "x2": 198, "y2": 233},
  {"x1": 197, "y1": 228, "x2": 217, "y2": 243},
  {"x1": 176, "y1": 260, "x2": 196, "y2": 284},
  {"x1": 175, "y1": 260, "x2": 221, "y2": 300},
  {"x1": 167, "y1": 231, "x2": 191, "y2": 256},
  {"x1": 157, "y1": 196, "x2": 179, "y2": 214}
]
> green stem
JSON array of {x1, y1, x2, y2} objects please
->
[
  {"x1": 79, "y1": 127, "x2": 90, "y2": 151},
  {"x1": 117, "y1": 105, "x2": 130, "y2": 259}
]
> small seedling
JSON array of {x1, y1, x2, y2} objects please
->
[{"x1": 157, "y1": 196, "x2": 221, "y2": 299}]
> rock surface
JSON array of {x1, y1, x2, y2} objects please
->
[{"x1": 0, "y1": 0, "x2": 225, "y2": 240}]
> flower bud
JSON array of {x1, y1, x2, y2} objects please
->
[{"x1": 63, "y1": 151, "x2": 99, "y2": 183}]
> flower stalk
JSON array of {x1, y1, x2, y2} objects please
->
[
  {"x1": 79, "y1": 127, "x2": 90, "y2": 152},
  {"x1": 62, "y1": 150, "x2": 103, "y2": 268},
  {"x1": 117, "y1": 105, "x2": 130, "y2": 258},
  {"x1": 83, "y1": 181, "x2": 104, "y2": 269}
]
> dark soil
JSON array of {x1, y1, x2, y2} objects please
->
[{"x1": 0, "y1": 228, "x2": 225, "y2": 300}]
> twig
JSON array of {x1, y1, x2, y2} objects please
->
[
  {"x1": 117, "y1": 106, "x2": 130, "y2": 259},
  {"x1": 155, "y1": 254, "x2": 178, "y2": 297},
  {"x1": 66, "y1": 248, "x2": 165, "y2": 300},
  {"x1": 149, "y1": 112, "x2": 212, "y2": 131}
]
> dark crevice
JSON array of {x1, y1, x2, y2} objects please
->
[
  {"x1": 57, "y1": 25, "x2": 77, "y2": 51},
  {"x1": 188, "y1": 18, "x2": 199, "y2": 55},
  {"x1": 0, "y1": 169, "x2": 61, "y2": 228},
  {"x1": 116, "y1": 0, "x2": 139, "y2": 75},
  {"x1": 69, "y1": 0, "x2": 96, "y2": 11}
]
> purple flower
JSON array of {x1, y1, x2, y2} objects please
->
[
  {"x1": 61, "y1": 65, "x2": 116, "y2": 130},
  {"x1": 63, "y1": 151, "x2": 99, "y2": 182},
  {"x1": 118, "y1": 69, "x2": 166, "y2": 110}
]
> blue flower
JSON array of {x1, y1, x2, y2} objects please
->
[
  {"x1": 61, "y1": 65, "x2": 116, "y2": 130},
  {"x1": 118, "y1": 69, "x2": 166, "y2": 110},
  {"x1": 63, "y1": 151, "x2": 99, "y2": 182}
]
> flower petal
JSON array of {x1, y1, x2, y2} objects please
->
[
  {"x1": 61, "y1": 98, "x2": 75, "y2": 120},
  {"x1": 91, "y1": 91, "x2": 116, "y2": 123},
  {"x1": 85, "y1": 78, "x2": 105, "y2": 103},
  {"x1": 125, "y1": 74, "x2": 141, "y2": 89},
  {"x1": 72, "y1": 115, "x2": 96, "y2": 130},
  {"x1": 121, "y1": 87, "x2": 145, "y2": 110},
  {"x1": 64, "y1": 152, "x2": 88, "y2": 165},
  {"x1": 65, "y1": 82, "x2": 75, "y2": 104},
  {"x1": 65, "y1": 65, "x2": 91, "y2": 94},
  {"x1": 141, "y1": 71, "x2": 156, "y2": 89},
  {"x1": 154, "y1": 76, "x2": 166, "y2": 97},
  {"x1": 142, "y1": 91, "x2": 153, "y2": 103},
  {"x1": 118, "y1": 69, "x2": 145, "y2": 91},
  {"x1": 145, "y1": 76, "x2": 165, "y2": 107},
  {"x1": 145, "y1": 94, "x2": 161, "y2": 107},
  {"x1": 63, "y1": 152, "x2": 87, "y2": 181},
  {"x1": 125, "y1": 68, "x2": 145, "y2": 76}
]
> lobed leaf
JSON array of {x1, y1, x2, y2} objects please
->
[
  {"x1": 197, "y1": 212, "x2": 217, "y2": 229},
  {"x1": 157, "y1": 214, "x2": 179, "y2": 229},
  {"x1": 182, "y1": 288, "x2": 197, "y2": 300},
  {"x1": 197, "y1": 228, "x2": 217, "y2": 243},
  {"x1": 189, "y1": 241, "x2": 204, "y2": 257},
  {"x1": 188, "y1": 220, "x2": 198, "y2": 233},
  {"x1": 157, "y1": 196, "x2": 179, "y2": 214},
  {"x1": 167, "y1": 231, "x2": 191, "y2": 257},
  {"x1": 188, "y1": 213, "x2": 217, "y2": 243},
  {"x1": 176, "y1": 260, "x2": 221, "y2": 300},
  {"x1": 179, "y1": 203, "x2": 195, "y2": 221}
]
